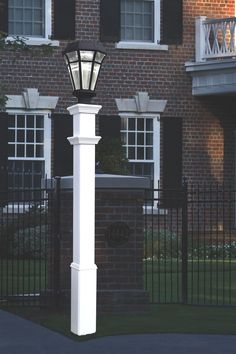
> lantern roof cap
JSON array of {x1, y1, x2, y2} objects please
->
[{"x1": 62, "y1": 40, "x2": 106, "y2": 56}]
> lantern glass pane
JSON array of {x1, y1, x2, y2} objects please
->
[
  {"x1": 91, "y1": 63, "x2": 101, "y2": 91},
  {"x1": 81, "y1": 62, "x2": 92, "y2": 90},
  {"x1": 70, "y1": 62, "x2": 81, "y2": 90},
  {"x1": 67, "y1": 51, "x2": 78, "y2": 63},
  {"x1": 95, "y1": 51, "x2": 105, "y2": 63},
  {"x1": 80, "y1": 50, "x2": 94, "y2": 61}
]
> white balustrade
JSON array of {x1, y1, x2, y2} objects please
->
[{"x1": 195, "y1": 16, "x2": 236, "y2": 61}]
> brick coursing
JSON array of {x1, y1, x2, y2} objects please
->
[
  {"x1": 57, "y1": 187, "x2": 149, "y2": 313},
  {"x1": 1, "y1": 1, "x2": 235, "y2": 183}
]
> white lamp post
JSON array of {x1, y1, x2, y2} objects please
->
[{"x1": 63, "y1": 41, "x2": 106, "y2": 336}]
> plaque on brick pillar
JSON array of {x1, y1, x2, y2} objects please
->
[{"x1": 106, "y1": 222, "x2": 130, "y2": 247}]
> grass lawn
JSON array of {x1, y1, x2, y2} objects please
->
[
  {"x1": 145, "y1": 259, "x2": 236, "y2": 304},
  {"x1": 0, "y1": 259, "x2": 47, "y2": 298},
  {"x1": 4, "y1": 304, "x2": 236, "y2": 341}
]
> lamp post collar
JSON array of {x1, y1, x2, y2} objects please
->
[{"x1": 62, "y1": 40, "x2": 106, "y2": 56}]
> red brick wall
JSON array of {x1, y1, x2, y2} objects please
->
[
  {"x1": 1, "y1": 0, "x2": 236, "y2": 183},
  {"x1": 58, "y1": 187, "x2": 149, "y2": 313}
]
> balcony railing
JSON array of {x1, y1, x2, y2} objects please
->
[{"x1": 196, "y1": 16, "x2": 236, "y2": 62}]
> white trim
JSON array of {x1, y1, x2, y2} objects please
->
[
  {"x1": 6, "y1": 109, "x2": 52, "y2": 114},
  {"x1": 143, "y1": 205, "x2": 167, "y2": 215},
  {"x1": 6, "y1": 0, "x2": 60, "y2": 46},
  {"x1": 119, "y1": 112, "x2": 161, "y2": 118},
  {"x1": 154, "y1": 0, "x2": 160, "y2": 44},
  {"x1": 5, "y1": 36, "x2": 59, "y2": 46},
  {"x1": 116, "y1": 92, "x2": 166, "y2": 209},
  {"x1": 6, "y1": 88, "x2": 58, "y2": 110},
  {"x1": 6, "y1": 111, "x2": 51, "y2": 178},
  {"x1": 67, "y1": 104, "x2": 102, "y2": 116},
  {"x1": 153, "y1": 116, "x2": 160, "y2": 187},
  {"x1": 67, "y1": 136, "x2": 101, "y2": 146},
  {"x1": 120, "y1": 114, "x2": 159, "y2": 191},
  {"x1": 116, "y1": 92, "x2": 167, "y2": 114},
  {"x1": 45, "y1": 0, "x2": 52, "y2": 40},
  {"x1": 117, "y1": 0, "x2": 165, "y2": 50},
  {"x1": 44, "y1": 113, "x2": 51, "y2": 179},
  {"x1": 116, "y1": 42, "x2": 168, "y2": 50}
]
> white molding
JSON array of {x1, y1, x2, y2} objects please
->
[
  {"x1": 6, "y1": 88, "x2": 58, "y2": 110},
  {"x1": 45, "y1": 0, "x2": 52, "y2": 39},
  {"x1": 116, "y1": 92, "x2": 166, "y2": 209},
  {"x1": 44, "y1": 113, "x2": 51, "y2": 178},
  {"x1": 185, "y1": 60, "x2": 236, "y2": 95},
  {"x1": 153, "y1": 117, "x2": 160, "y2": 187},
  {"x1": 195, "y1": 16, "x2": 207, "y2": 62},
  {"x1": 116, "y1": 42, "x2": 168, "y2": 51},
  {"x1": 155, "y1": 0, "x2": 161, "y2": 44},
  {"x1": 115, "y1": 92, "x2": 167, "y2": 114},
  {"x1": 6, "y1": 111, "x2": 52, "y2": 182},
  {"x1": 71, "y1": 262, "x2": 98, "y2": 272},
  {"x1": 5, "y1": 36, "x2": 59, "y2": 46},
  {"x1": 6, "y1": 0, "x2": 59, "y2": 45},
  {"x1": 67, "y1": 104, "x2": 102, "y2": 116},
  {"x1": 143, "y1": 206, "x2": 168, "y2": 215},
  {"x1": 67, "y1": 136, "x2": 101, "y2": 146},
  {"x1": 117, "y1": 0, "x2": 164, "y2": 49}
]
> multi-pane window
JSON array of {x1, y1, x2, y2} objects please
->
[
  {"x1": 8, "y1": 113, "x2": 48, "y2": 189},
  {"x1": 121, "y1": 0, "x2": 154, "y2": 42},
  {"x1": 121, "y1": 117, "x2": 155, "y2": 180},
  {"x1": 8, "y1": 0, "x2": 45, "y2": 37}
]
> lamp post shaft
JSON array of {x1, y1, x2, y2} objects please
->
[{"x1": 67, "y1": 103, "x2": 101, "y2": 336}]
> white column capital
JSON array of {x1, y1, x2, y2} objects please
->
[
  {"x1": 67, "y1": 103, "x2": 102, "y2": 116},
  {"x1": 67, "y1": 136, "x2": 101, "y2": 146}
]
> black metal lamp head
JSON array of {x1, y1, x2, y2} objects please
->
[{"x1": 63, "y1": 40, "x2": 106, "y2": 104}]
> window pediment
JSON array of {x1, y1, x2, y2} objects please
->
[
  {"x1": 115, "y1": 91, "x2": 167, "y2": 114},
  {"x1": 6, "y1": 88, "x2": 58, "y2": 110}
]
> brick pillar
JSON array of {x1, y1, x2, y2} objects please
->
[{"x1": 58, "y1": 175, "x2": 150, "y2": 313}]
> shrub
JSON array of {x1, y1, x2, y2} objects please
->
[
  {"x1": 144, "y1": 228, "x2": 179, "y2": 260},
  {"x1": 96, "y1": 137, "x2": 130, "y2": 175},
  {"x1": 144, "y1": 228, "x2": 236, "y2": 261},
  {"x1": 0, "y1": 204, "x2": 49, "y2": 259},
  {"x1": 11, "y1": 225, "x2": 49, "y2": 259}
]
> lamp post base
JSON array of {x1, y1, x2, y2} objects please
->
[{"x1": 70, "y1": 262, "x2": 97, "y2": 336}]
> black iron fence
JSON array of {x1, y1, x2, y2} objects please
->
[
  {"x1": 0, "y1": 177, "x2": 61, "y2": 307},
  {"x1": 144, "y1": 182, "x2": 236, "y2": 306},
  {"x1": 1, "y1": 174, "x2": 236, "y2": 308}
]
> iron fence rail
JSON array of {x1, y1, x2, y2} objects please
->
[
  {"x1": 0, "y1": 178, "x2": 60, "y2": 307},
  {"x1": 1, "y1": 176, "x2": 235, "y2": 308},
  {"x1": 144, "y1": 183, "x2": 236, "y2": 306}
]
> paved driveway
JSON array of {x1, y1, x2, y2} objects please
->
[{"x1": 0, "y1": 310, "x2": 235, "y2": 354}]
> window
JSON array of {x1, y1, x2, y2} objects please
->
[
  {"x1": 8, "y1": 112, "x2": 51, "y2": 190},
  {"x1": 121, "y1": 0, "x2": 154, "y2": 42},
  {"x1": 120, "y1": 116, "x2": 160, "y2": 188},
  {"x1": 9, "y1": 0, "x2": 44, "y2": 37},
  {"x1": 99, "y1": 0, "x2": 182, "y2": 48},
  {"x1": 7, "y1": 0, "x2": 52, "y2": 42},
  {"x1": 120, "y1": 0, "x2": 160, "y2": 45}
]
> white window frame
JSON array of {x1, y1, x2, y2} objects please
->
[
  {"x1": 6, "y1": 0, "x2": 59, "y2": 46},
  {"x1": 3, "y1": 109, "x2": 51, "y2": 212},
  {"x1": 7, "y1": 109, "x2": 51, "y2": 180},
  {"x1": 116, "y1": 0, "x2": 168, "y2": 51},
  {"x1": 120, "y1": 112, "x2": 160, "y2": 190}
]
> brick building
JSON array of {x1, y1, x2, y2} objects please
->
[{"x1": 0, "y1": 0, "x2": 236, "y2": 198}]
